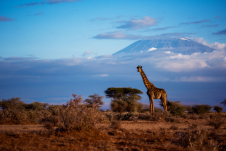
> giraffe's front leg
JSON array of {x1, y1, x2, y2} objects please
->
[
  {"x1": 150, "y1": 102, "x2": 152, "y2": 114},
  {"x1": 149, "y1": 97, "x2": 154, "y2": 114}
]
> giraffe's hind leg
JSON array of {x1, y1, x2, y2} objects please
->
[{"x1": 160, "y1": 95, "x2": 167, "y2": 111}]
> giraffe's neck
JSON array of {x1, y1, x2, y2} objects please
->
[{"x1": 139, "y1": 69, "x2": 155, "y2": 89}]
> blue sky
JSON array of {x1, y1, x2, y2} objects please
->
[
  {"x1": 0, "y1": 0, "x2": 226, "y2": 109},
  {"x1": 1, "y1": 0, "x2": 226, "y2": 59}
]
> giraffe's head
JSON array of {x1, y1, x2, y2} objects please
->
[{"x1": 136, "y1": 65, "x2": 142, "y2": 72}]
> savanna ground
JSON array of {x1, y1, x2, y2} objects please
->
[
  {"x1": 0, "y1": 96, "x2": 226, "y2": 151},
  {"x1": 1, "y1": 112, "x2": 226, "y2": 151}
]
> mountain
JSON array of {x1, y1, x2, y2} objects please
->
[{"x1": 113, "y1": 38, "x2": 215, "y2": 55}]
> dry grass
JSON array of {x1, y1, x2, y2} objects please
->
[
  {"x1": 110, "y1": 120, "x2": 121, "y2": 129},
  {"x1": 0, "y1": 129, "x2": 112, "y2": 151},
  {"x1": 0, "y1": 107, "x2": 226, "y2": 150},
  {"x1": 0, "y1": 114, "x2": 226, "y2": 150}
]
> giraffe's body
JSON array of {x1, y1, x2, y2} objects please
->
[{"x1": 137, "y1": 65, "x2": 167, "y2": 114}]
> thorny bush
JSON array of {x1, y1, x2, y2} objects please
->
[{"x1": 56, "y1": 94, "x2": 106, "y2": 131}]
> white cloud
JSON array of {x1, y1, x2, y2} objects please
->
[
  {"x1": 98, "y1": 74, "x2": 109, "y2": 77},
  {"x1": 0, "y1": 40, "x2": 226, "y2": 83},
  {"x1": 93, "y1": 31, "x2": 143, "y2": 40},
  {"x1": 117, "y1": 17, "x2": 157, "y2": 30},
  {"x1": 145, "y1": 49, "x2": 226, "y2": 72},
  {"x1": 83, "y1": 50, "x2": 94, "y2": 56},
  {"x1": 194, "y1": 37, "x2": 226, "y2": 49},
  {"x1": 175, "y1": 76, "x2": 224, "y2": 82},
  {"x1": 148, "y1": 47, "x2": 157, "y2": 51},
  {"x1": 170, "y1": 53, "x2": 190, "y2": 59}
]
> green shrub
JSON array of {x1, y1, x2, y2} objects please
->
[
  {"x1": 166, "y1": 101, "x2": 186, "y2": 116},
  {"x1": 121, "y1": 112, "x2": 134, "y2": 120},
  {"x1": 0, "y1": 97, "x2": 25, "y2": 111},
  {"x1": 214, "y1": 105, "x2": 223, "y2": 113},
  {"x1": 185, "y1": 105, "x2": 193, "y2": 113},
  {"x1": 106, "y1": 87, "x2": 143, "y2": 112},
  {"x1": 192, "y1": 105, "x2": 212, "y2": 115},
  {"x1": 25, "y1": 102, "x2": 49, "y2": 110}
]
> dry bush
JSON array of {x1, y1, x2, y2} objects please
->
[
  {"x1": 138, "y1": 112, "x2": 152, "y2": 120},
  {"x1": 48, "y1": 105, "x2": 63, "y2": 116},
  {"x1": 199, "y1": 114, "x2": 210, "y2": 119},
  {"x1": 113, "y1": 113, "x2": 123, "y2": 121},
  {"x1": 138, "y1": 112, "x2": 160, "y2": 121},
  {"x1": 51, "y1": 94, "x2": 106, "y2": 131},
  {"x1": 0, "y1": 97, "x2": 53, "y2": 124},
  {"x1": 188, "y1": 114, "x2": 200, "y2": 120},
  {"x1": 58, "y1": 106, "x2": 106, "y2": 131},
  {"x1": 44, "y1": 122, "x2": 54, "y2": 130},
  {"x1": 208, "y1": 114, "x2": 225, "y2": 129},
  {"x1": 105, "y1": 112, "x2": 115, "y2": 121},
  {"x1": 209, "y1": 120, "x2": 223, "y2": 129},
  {"x1": 188, "y1": 124, "x2": 198, "y2": 129},
  {"x1": 0, "y1": 109, "x2": 28, "y2": 124},
  {"x1": 173, "y1": 130, "x2": 218, "y2": 150},
  {"x1": 121, "y1": 112, "x2": 135, "y2": 121},
  {"x1": 43, "y1": 115, "x2": 60, "y2": 126},
  {"x1": 138, "y1": 112, "x2": 170, "y2": 121},
  {"x1": 165, "y1": 117, "x2": 180, "y2": 123},
  {"x1": 181, "y1": 114, "x2": 189, "y2": 119},
  {"x1": 170, "y1": 125, "x2": 178, "y2": 130},
  {"x1": 111, "y1": 120, "x2": 121, "y2": 129}
]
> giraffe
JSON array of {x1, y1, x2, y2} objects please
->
[{"x1": 136, "y1": 65, "x2": 167, "y2": 114}]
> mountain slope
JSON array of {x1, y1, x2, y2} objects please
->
[{"x1": 113, "y1": 38, "x2": 215, "y2": 55}]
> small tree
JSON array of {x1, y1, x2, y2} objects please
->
[
  {"x1": 192, "y1": 104, "x2": 212, "y2": 115},
  {"x1": 214, "y1": 106, "x2": 223, "y2": 113},
  {"x1": 221, "y1": 99, "x2": 226, "y2": 106},
  {"x1": 64, "y1": 94, "x2": 83, "y2": 108},
  {"x1": 105, "y1": 87, "x2": 143, "y2": 112},
  {"x1": 84, "y1": 94, "x2": 104, "y2": 108},
  {"x1": 0, "y1": 97, "x2": 25, "y2": 111}
]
